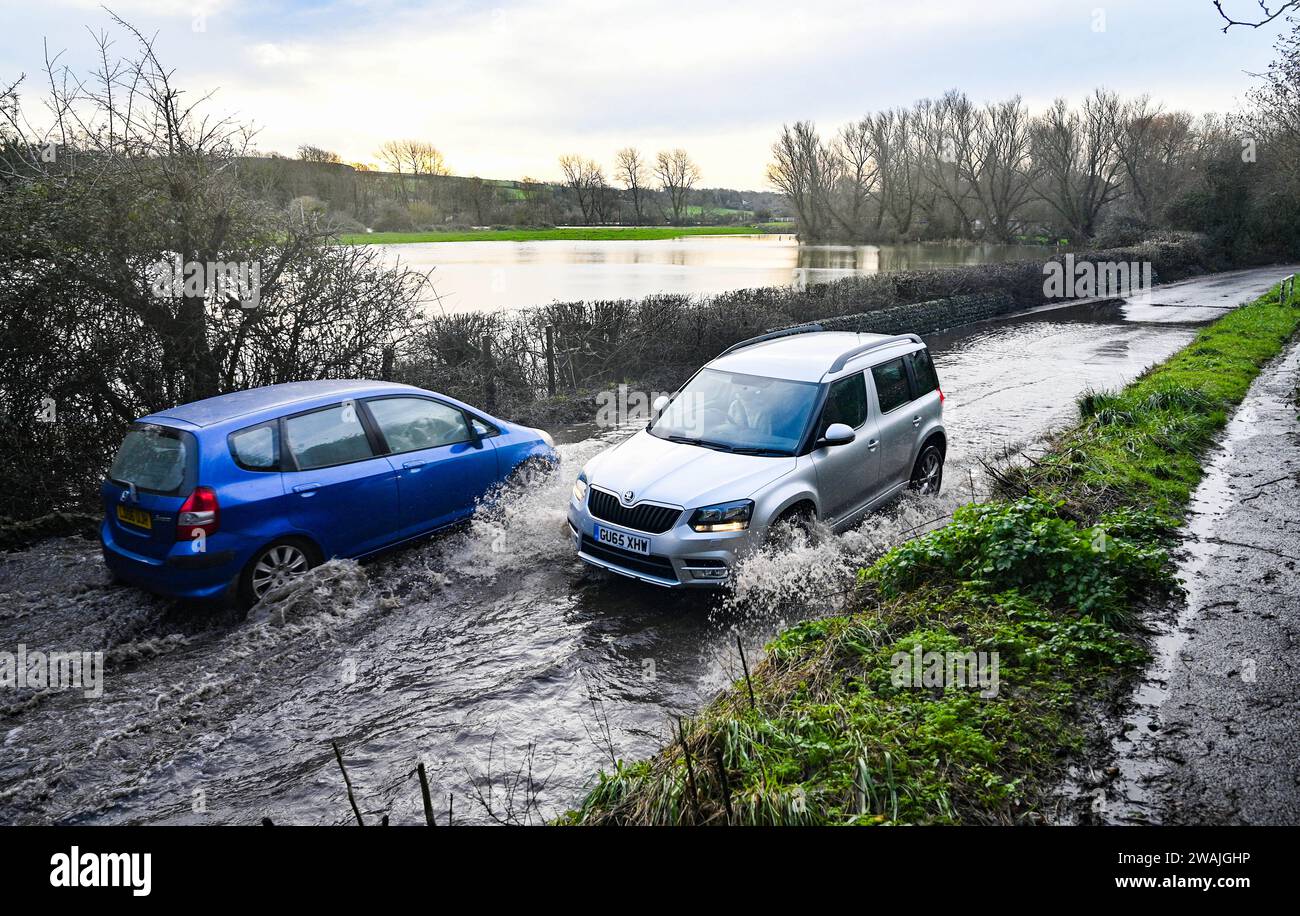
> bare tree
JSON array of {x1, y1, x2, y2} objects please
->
[
  {"x1": 969, "y1": 96, "x2": 1037, "y2": 240},
  {"x1": 867, "y1": 109, "x2": 920, "y2": 236},
  {"x1": 558, "y1": 154, "x2": 604, "y2": 224},
  {"x1": 297, "y1": 144, "x2": 341, "y2": 164},
  {"x1": 767, "y1": 122, "x2": 840, "y2": 240},
  {"x1": 376, "y1": 139, "x2": 448, "y2": 202},
  {"x1": 1213, "y1": 0, "x2": 1299, "y2": 30},
  {"x1": 654, "y1": 148, "x2": 701, "y2": 224},
  {"x1": 914, "y1": 91, "x2": 979, "y2": 237},
  {"x1": 1113, "y1": 98, "x2": 1197, "y2": 226},
  {"x1": 0, "y1": 18, "x2": 427, "y2": 518},
  {"x1": 1030, "y1": 90, "x2": 1127, "y2": 240},
  {"x1": 615, "y1": 147, "x2": 650, "y2": 224},
  {"x1": 831, "y1": 119, "x2": 878, "y2": 238}
]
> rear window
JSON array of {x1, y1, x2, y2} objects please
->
[
  {"x1": 908, "y1": 348, "x2": 941, "y2": 395},
  {"x1": 284, "y1": 403, "x2": 375, "y2": 470},
  {"x1": 109, "y1": 424, "x2": 195, "y2": 494}
]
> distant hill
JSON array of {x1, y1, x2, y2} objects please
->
[{"x1": 236, "y1": 156, "x2": 791, "y2": 232}]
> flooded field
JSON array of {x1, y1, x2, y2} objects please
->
[
  {"x1": 0, "y1": 268, "x2": 1287, "y2": 825},
  {"x1": 382, "y1": 234, "x2": 1045, "y2": 313}
]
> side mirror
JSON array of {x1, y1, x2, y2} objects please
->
[
  {"x1": 651, "y1": 395, "x2": 670, "y2": 418},
  {"x1": 818, "y1": 422, "x2": 855, "y2": 448}
]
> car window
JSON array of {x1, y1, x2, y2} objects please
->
[
  {"x1": 871, "y1": 358, "x2": 912, "y2": 413},
  {"x1": 284, "y1": 403, "x2": 375, "y2": 470},
  {"x1": 821, "y1": 372, "x2": 868, "y2": 431},
  {"x1": 110, "y1": 424, "x2": 193, "y2": 493},
  {"x1": 471, "y1": 417, "x2": 499, "y2": 438},
  {"x1": 908, "y1": 348, "x2": 941, "y2": 395},
  {"x1": 229, "y1": 424, "x2": 278, "y2": 471},
  {"x1": 367, "y1": 397, "x2": 471, "y2": 453}
]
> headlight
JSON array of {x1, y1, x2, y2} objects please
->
[
  {"x1": 572, "y1": 474, "x2": 588, "y2": 503},
  {"x1": 537, "y1": 429, "x2": 555, "y2": 449},
  {"x1": 689, "y1": 499, "x2": 753, "y2": 533}
]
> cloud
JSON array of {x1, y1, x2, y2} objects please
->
[{"x1": 2, "y1": 0, "x2": 1287, "y2": 188}]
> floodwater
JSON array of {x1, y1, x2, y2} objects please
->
[
  {"x1": 380, "y1": 234, "x2": 1045, "y2": 313},
  {"x1": 0, "y1": 267, "x2": 1288, "y2": 826}
]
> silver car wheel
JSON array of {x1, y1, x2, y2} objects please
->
[
  {"x1": 915, "y1": 449, "x2": 943, "y2": 495},
  {"x1": 250, "y1": 544, "x2": 311, "y2": 599}
]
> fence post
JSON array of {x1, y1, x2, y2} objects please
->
[
  {"x1": 1283, "y1": 274, "x2": 1296, "y2": 306},
  {"x1": 545, "y1": 325, "x2": 557, "y2": 397},
  {"x1": 481, "y1": 336, "x2": 496, "y2": 411}
]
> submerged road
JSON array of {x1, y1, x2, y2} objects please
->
[{"x1": 0, "y1": 265, "x2": 1294, "y2": 825}]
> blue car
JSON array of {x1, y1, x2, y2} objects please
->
[{"x1": 101, "y1": 380, "x2": 557, "y2": 607}]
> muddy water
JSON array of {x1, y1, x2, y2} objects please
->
[{"x1": 0, "y1": 269, "x2": 1286, "y2": 825}]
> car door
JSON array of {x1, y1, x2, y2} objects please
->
[
  {"x1": 281, "y1": 401, "x2": 402, "y2": 558},
  {"x1": 364, "y1": 395, "x2": 501, "y2": 536},
  {"x1": 869, "y1": 357, "x2": 917, "y2": 488},
  {"x1": 808, "y1": 371, "x2": 881, "y2": 524},
  {"x1": 906, "y1": 346, "x2": 944, "y2": 437}
]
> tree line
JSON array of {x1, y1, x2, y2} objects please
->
[
  {"x1": 243, "y1": 142, "x2": 778, "y2": 233},
  {"x1": 558, "y1": 147, "x2": 710, "y2": 225},
  {"x1": 767, "y1": 25, "x2": 1300, "y2": 263}
]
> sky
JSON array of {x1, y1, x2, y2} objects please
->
[{"x1": 0, "y1": 0, "x2": 1289, "y2": 190}]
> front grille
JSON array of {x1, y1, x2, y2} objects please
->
[
  {"x1": 581, "y1": 535, "x2": 679, "y2": 583},
  {"x1": 588, "y1": 488, "x2": 681, "y2": 534}
]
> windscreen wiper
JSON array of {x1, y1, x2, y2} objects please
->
[{"x1": 665, "y1": 435, "x2": 738, "y2": 453}]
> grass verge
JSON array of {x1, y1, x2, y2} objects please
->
[
  {"x1": 560, "y1": 282, "x2": 1300, "y2": 825},
  {"x1": 336, "y1": 226, "x2": 771, "y2": 245}
]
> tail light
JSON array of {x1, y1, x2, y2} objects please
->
[
  {"x1": 938, "y1": 388, "x2": 945, "y2": 403},
  {"x1": 177, "y1": 486, "x2": 220, "y2": 540}
]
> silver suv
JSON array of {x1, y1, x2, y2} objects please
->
[{"x1": 567, "y1": 327, "x2": 946, "y2": 587}]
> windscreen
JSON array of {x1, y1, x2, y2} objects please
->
[{"x1": 650, "y1": 368, "x2": 820, "y2": 455}]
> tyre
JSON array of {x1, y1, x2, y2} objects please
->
[
  {"x1": 237, "y1": 538, "x2": 320, "y2": 610},
  {"x1": 909, "y1": 443, "x2": 944, "y2": 495},
  {"x1": 767, "y1": 504, "x2": 816, "y2": 550},
  {"x1": 508, "y1": 455, "x2": 557, "y2": 489}
]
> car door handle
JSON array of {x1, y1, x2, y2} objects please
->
[
  {"x1": 293, "y1": 483, "x2": 321, "y2": 495},
  {"x1": 912, "y1": 415, "x2": 922, "y2": 427},
  {"x1": 866, "y1": 439, "x2": 879, "y2": 451},
  {"x1": 402, "y1": 459, "x2": 428, "y2": 470}
]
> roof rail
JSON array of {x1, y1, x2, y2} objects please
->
[
  {"x1": 827, "y1": 333, "x2": 924, "y2": 373},
  {"x1": 717, "y1": 323, "x2": 825, "y2": 358}
]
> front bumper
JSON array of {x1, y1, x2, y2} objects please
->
[{"x1": 567, "y1": 499, "x2": 753, "y2": 588}]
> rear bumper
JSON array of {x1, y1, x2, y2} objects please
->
[{"x1": 100, "y1": 521, "x2": 241, "y2": 601}]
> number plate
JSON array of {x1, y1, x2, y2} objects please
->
[
  {"x1": 116, "y1": 504, "x2": 152, "y2": 530},
  {"x1": 594, "y1": 524, "x2": 650, "y2": 556}
]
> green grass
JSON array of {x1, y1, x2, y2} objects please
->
[
  {"x1": 561, "y1": 282, "x2": 1300, "y2": 826},
  {"x1": 336, "y1": 225, "x2": 769, "y2": 245}
]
